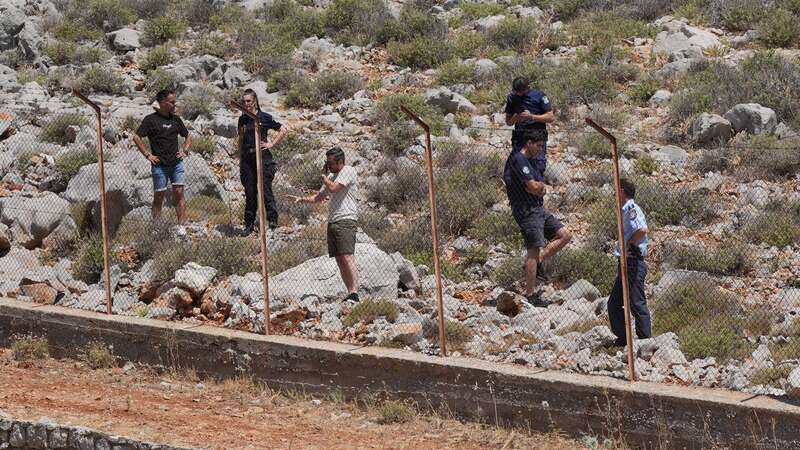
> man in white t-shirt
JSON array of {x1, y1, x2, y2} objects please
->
[{"x1": 290, "y1": 147, "x2": 360, "y2": 301}]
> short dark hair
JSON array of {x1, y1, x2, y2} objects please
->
[
  {"x1": 620, "y1": 178, "x2": 636, "y2": 198},
  {"x1": 326, "y1": 146, "x2": 345, "y2": 162},
  {"x1": 155, "y1": 89, "x2": 175, "y2": 103},
  {"x1": 521, "y1": 129, "x2": 547, "y2": 145},
  {"x1": 512, "y1": 77, "x2": 529, "y2": 92}
]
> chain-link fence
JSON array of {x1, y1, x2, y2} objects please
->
[{"x1": 2, "y1": 88, "x2": 800, "y2": 396}]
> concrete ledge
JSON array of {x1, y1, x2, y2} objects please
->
[{"x1": 2, "y1": 298, "x2": 799, "y2": 449}]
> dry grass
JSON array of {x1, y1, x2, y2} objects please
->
[
  {"x1": 82, "y1": 342, "x2": 116, "y2": 369},
  {"x1": 11, "y1": 334, "x2": 49, "y2": 361}
]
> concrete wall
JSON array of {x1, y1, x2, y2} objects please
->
[{"x1": 2, "y1": 298, "x2": 800, "y2": 450}]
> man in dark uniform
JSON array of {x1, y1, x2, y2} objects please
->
[
  {"x1": 607, "y1": 178, "x2": 651, "y2": 347},
  {"x1": 503, "y1": 129, "x2": 571, "y2": 307},
  {"x1": 504, "y1": 77, "x2": 554, "y2": 162},
  {"x1": 133, "y1": 89, "x2": 192, "y2": 236}
]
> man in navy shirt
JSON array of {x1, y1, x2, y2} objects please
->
[
  {"x1": 504, "y1": 77, "x2": 554, "y2": 162},
  {"x1": 504, "y1": 129, "x2": 571, "y2": 307}
]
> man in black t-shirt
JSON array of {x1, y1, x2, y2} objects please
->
[
  {"x1": 504, "y1": 129, "x2": 571, "y2": 307},
  {"x1": 133, "y1": 89, "x2": 192, "y2": 235},
  {"x1": 504, "y1": 77, "x2": 554, "y2": 161}
]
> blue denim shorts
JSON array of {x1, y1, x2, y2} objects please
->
[{"x1": 151, "y1": 161, "x2": 185, "y2": 192}]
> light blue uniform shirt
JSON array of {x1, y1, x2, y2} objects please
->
[{"x1": 614, "y1": 199, "x2": 648, "y2": 258}]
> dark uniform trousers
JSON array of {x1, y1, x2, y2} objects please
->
[
  {"x1": 240, "y1": 152, "x2": 278, "y2": 227},
  {"x1": 608, "y1": 255, "x2": 651, "y2": 341}
]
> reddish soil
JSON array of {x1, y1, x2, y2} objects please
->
[{"x1": 0, "y1": 349, "x2": 588, "y2": 450}]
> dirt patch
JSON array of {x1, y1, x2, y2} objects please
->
[{"x1": 0, "y1": 348, "x2": 590, "y2": 450}]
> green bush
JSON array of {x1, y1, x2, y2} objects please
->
[
  {"x1": 484, "y1": 17, "x2": 537, "y2": 52},
  {"x1": 546, "y1": 60, "x2": 616, "y2": 111},
  {"x1": 568, "y1": 12, "x2": 654, "y2": 47},
  {"x1": 113, "y1": 215, "x2": 175, "y2": 262},
  {"x1": 673, "y1": 0, "x2": 710, "y2": 25},
  {"x1": 627, "y1": 77, "x2": 661, "y2": 106},
  {"x1": 177, "y1": 0, "x2": 223, "y2": 28},
  {"x1": 145, "y1": 68, "x2": 178, "y2": 97},
  {"x1": 670, "y1": 51, "x2": 800, "y2": 130},
  {"x1": 50, "y1": 21, "x2": 103, "y2": 42},
  {"x1": 73, "y1": 233, "x2": 106, "y2": 283},
  {"x1": 143, "y1": 16, "x2": 185, "y2": 46},
  {"x1": 193, "y1": 34, "x2": 235, "y2": 58},
  {"x1": 11, "y1": 334, "x2": 49, "y2": 361},
  {"x1": 653, "y1": 279, "x2": 751, "y2": 361},
  {"x1": 437, "y1": 60, "x2": 476, "y2": 86},
  {"x1": 42, "y1": 114, "x2": 90, "y2": 145},
  {"x1": 577, "y1": 133, "x2": 622, "y2": 159},
  {"x1": 190, "y1": 135, "x2": 217, "y2": 157},
  {"x1": 469, "y1": 211, "x2": 523, "y2": 249},
  {"x1": 70, "y1": 202, "x2": 92, "y2": 237},
  {"x1": 132, "y1": 0, "x2": 172, "y2": 18},
  {"x1": 324, "y1": 0, "x2": 392, "y2": 45},
  {"x1": 738, "y1": 135, "x2": 800, "y2": 180},
  {"x1": 76, "y1": 66, "x2": 127, "y2": 95},
  {"x1": 153, "y1": 237, "x2": 259, "y2": 281},
  {"x1": 387, "y1": 37, "x2": 454, "y2": 70},
  {"x1": 491, "y1": 257, "x2": 524, "y2": 289},
  {"x1": 139, "y1": 45, "x2": 174, "y2": 73},
  {"x1": 757, "y1": 8, "x2": 800, "y2": 48},
  {"x1": 270, "y1": 132, "x2": 320, "y2": 160},
  {"x1": 636, "y1": 178, "x2": 709, "y2": 227},
  {"x1": 664, "y1": 238, "x2": 750, "y2": 275},
  {"x1": 284, "y1": 71, "x2": 364, "y2": 109},
  {"x1": 366, "y1": 158, "x2": 427, "y2": 213},
  {"x1": 343, "y1": 299, "x2": 400, "y2": 327},
  {"x1": 435, "y1": 144, "x2": 503, "y2": 234},
  {"x1": 375, "y1": 121, "x2": 418, "y2": 158},
  {"x1": 719, "y1": 0, "x2": 765, "y2": 32},
  {"x1": 742, "y1": 209, "x2": 800, "y2": 248},
  {"x1": 54, "y1": 147, "x2": 97, "y2": 185},
  {"x1": 181, "y1": 90, "x2": 219, "y2": 120},
  {"x1": 44, "y1": 41, "x2": 107, "y2": 66},
  {"x1": 460, "y1": 1, "x2": 506, "y2": 20},
  {"x1": 286, "y1": 154, "x2": 324, "y2": 191},
  {"x1": 371, "y1": 94, "x2": 444, "y2": 135},
  {"x1": 378, "y1": 4, "x2": 447, "y2": 43},
  {"x1": 634, "y1": 154, "x2": 659, "y2": 175},
  {"x1": 75, "y1": 0, "x2": 136, "y2": 31},
  {"x1": 550, "y1": 247, "x2": 617, "y2": 295},
  {"x1": 376, "y1": 399, "x2": 416, "y2": 424}
]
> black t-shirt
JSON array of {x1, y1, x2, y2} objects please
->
[
  {"x1": 238, "y1": 111, "x2": 282, "y2": 162},
  {"x1": 136, "y1": 112, "x2": 189, "y2": 167},
  {"x1": 503, "y1": 151, "x2": 545, "y2": 209}
]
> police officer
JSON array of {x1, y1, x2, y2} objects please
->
[
  {"x1": 237, "y1": 88, "x2": 288, "y2": 235},
  {"x1": 504, "y1": 77, "x2": 554, "y2": 162},
  {"x1": 607, "y1": 178, "x2": 651, "y2": 347},
  {"x1": 503, "y1": 129, "x2": 571, "y2": 307}
]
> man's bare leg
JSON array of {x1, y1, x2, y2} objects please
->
[
  {"x1": 152, "y1": 191, "x2": 166, "y2": 221},
  {"x1": 173, "y1": 185, "x2": 186, "y2": 225},
  {"x1": 540, "y1": 228, "x2": 572, "y2": 262},
  {"x1": 524, "y1": 246, "x2": 540, "y2": 297},
  {"x1": 335, "y1": 254, "x2": 358, "y2": 294}
]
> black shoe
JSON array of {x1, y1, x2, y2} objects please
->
[
  {"x1": 268, "y1": 221, "x2": 278, "y2": 230},
  {"x1": 242, "y1": 223, "x2": 256, "y2": 236},
  {"x1": 344, "y1": 292, "x2": 360, "y2": 302},
  {"x1": 605, "y1": 338, "x2": 627, "y2": 348},
  {"x1": 525, "y1": 292, "x2": 550, "y2": 308}
]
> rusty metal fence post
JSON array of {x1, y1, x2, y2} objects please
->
[
  {"x1": 585, "y1": 117, "x2": 636, "y2": 382},
  {"x1": 72, "y1": 90, "x2": 113, "y2": 315},
  {"x1": 230, "y1": 100, "x2": 271, "y2": 335},
  {"x1": 400, "y1": 106, "x2": 447, "y2": 357}
]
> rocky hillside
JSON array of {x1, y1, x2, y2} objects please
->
[{"x1": 2, "y1": 0, "x2": 800, "y2": 396}]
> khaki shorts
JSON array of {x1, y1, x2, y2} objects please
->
[{"x1": 327, "y1": 219, "x2": 357, "y2": 257}]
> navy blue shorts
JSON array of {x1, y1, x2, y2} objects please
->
[{"x1": 512, "y1": 205, "x2": 563, "y2": 249}]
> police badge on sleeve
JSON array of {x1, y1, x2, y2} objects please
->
[{"x1": 628, "y1": 208, "x2": 637, "y2": 220}]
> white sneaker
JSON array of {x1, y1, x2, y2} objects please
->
[{"x1": 175, "y1": 225, "x2": 187, "y2": 237}]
